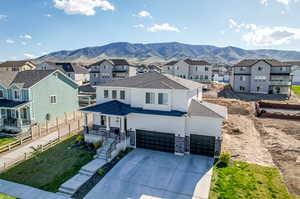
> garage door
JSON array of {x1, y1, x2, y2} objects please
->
[
  {"x1": 190, "y1": 134, "x2": 215, "y2": 157},
  {"x1": 136, "y1": 130, "x2": 175, "y2": 153}
]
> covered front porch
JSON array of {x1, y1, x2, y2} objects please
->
[{"x1": 0, "y1": 99, "x2": 33, "y2": 134}]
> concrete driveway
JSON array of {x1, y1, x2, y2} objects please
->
[{"x1": 84, "y1": 149, "x2": 214, "y2": 199}]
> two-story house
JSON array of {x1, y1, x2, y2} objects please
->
[
  {"x1": 0, "y1": 70, "x2": 79, "y2": 134},
  {"x1": 231, "y1": 59, "x2": 292, "y2": 95},
  {"x1": 89, "y1": 59, "x2": 137, "y2": 85},
  {"x1": 81, "y1": 72, "x2": 227, "y2": 157},
  {"x1": 36, "y1": 62, "x2": 90, "y2": 85},
  {"x1": 285, "y1": 61, "x2": 300, "y2": 85},
  {"x1": 136, "y1": 64, "x2": 162, "y2": 75},
  {"x1": 162, "y1": 59, "x2": 213, "y2": 82},
  {"x1": 0, "y1": 60, "x2": 36, "y2": 72}
]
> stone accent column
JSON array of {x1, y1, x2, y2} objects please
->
[
  {"x1": 0, "y1": 109, "x2": 3, "y2": 127},
  {"x1": 185, "y1": 136, "x2": 190, "y2": 155},
  {"x1": 175, "y1": 135, "x2": 185, "y2": 155},
  {"x1": 214, "y1": 136, "x2": 222, "y2": 159},
  {"x1": 83, "y1": 113, "x2": 88, "y2": 134}
]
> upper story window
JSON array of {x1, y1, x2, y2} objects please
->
[
  {"x1": 104, "y1": 90, "x2": 109, "y2": 98},
  {"x1": 0, "y1": 89, "x2": 4, "y2": 98},
  {"x1": 240, "y1": 67, "x2": 245, "y2": 71},
  {"x1": 112, "y1": 90, "x2": 117, "y2": 99},
  {"x1": 14, "y1": 90, "x2": 20, "y2": 100},
  {"x1": 120, "y1": 90, "x2": 125, "y2": 100},
  {"x1": 158, "y1": 93, "x2": 168, "y2": 105},
  {"x1": 280, "y1": 67, "x2": 286, "y2": 72},
  {"x1": 50, "y1": 95, "x2": 57, "y2": 104},
  {"x1": 145, "y1": 92, "x2": 155, "y2": 104},
  {"x1": 167, "y1": 67, "x2": 170, "y2": 70},
  {"x1": 177, "y1": 66, "x2": 179, "y2": 70},
  {"x1": 205, "y1": 67, "x2": 209, "y2": 71},
  {"x1": 258, "y1": 67, "x2": 262, "y2": 71},
  {"x1": 240, "y1": 76, "x2": 246, "y2": 81}
]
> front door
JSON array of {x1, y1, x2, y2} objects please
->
[{"x1": 100, "y1": 115, "x2": 106, "y2": 126}]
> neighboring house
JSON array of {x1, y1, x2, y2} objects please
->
[
  {"x1": 230, "y1": 59, "x2": 292, "y2": 95},
  {"x1": 285, "y1": 61, "x2": 300, "y2": 85},
  {"x1": 162, "y1": 59, "x2": 213, "y2": 82},
  {"x1": 0, "y1": 70, "x2": 79, "y2": 134},
  {"x1": 212, "y1": 65, "x2": 230, "y2": 83},
  {"x1": 136, "y1": 64, "x2": 162, "y2": 74},
  {"x1": 36, "y1": 62, "x2": 90, "y2": 85},
  {"x1": 78, "y1": 84, "x2": 96, "y2": 107},
  {"x1": 0, "y1": 61, "x2": 36, "y2": 72},
  {"x1": 89, "y1": 59, "x2": 137, "y2": 85},
  {"x1": 81, "y1": 72, "x2": 227, "y2": 157}
]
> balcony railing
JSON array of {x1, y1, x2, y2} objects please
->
[
  {"x1": 0, "y1": 118, "x2": 34, "y2": 128},
  {"x1": 270, "y1": 80, "x2": 291, "y2": 86}
]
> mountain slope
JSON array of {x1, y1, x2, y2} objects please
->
[{"x1": 36, "y1": 42, "x2": 300, "y2": 64}]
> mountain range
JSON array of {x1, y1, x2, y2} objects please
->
[{"x1": 36, "y1": 42, "x2": 300, "y2": 65}]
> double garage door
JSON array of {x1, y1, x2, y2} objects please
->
[{"x1": 136, "y1": 130, "x2": 215, "y2": 156}]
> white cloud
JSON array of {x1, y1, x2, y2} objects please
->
[
  {"x1": 0, "y1": 15, "x2": 7, "y2": 20},
  {"x1": 20, "y1": 34, "x2": 32, "y2": 39},
  {"x1": 260, "y1": 0, "x2": 298, "y2": 5},
  {"x1": 229, "y1": 19, "x2": 300, "y2": 46},
  {"x1": 133, "y1": 24, "x2": 145, "y2": 28},
  {"x1": 41, "y1": 52, "x2": 48, "y2": 55},
  {"x1": 24, "y1": 53, "x2": 36, "y2": 59},
  {"x1": 53, "y1": 0, "x2": 114, "y2": 16},
  {"x1": 147, "y1": 23, "x2": 180, "y2": 32},
  {"x1": 136, "y1": 10, "x2": 152, "y2": 18},
  {"x1": 21, "y1": 41, "x2": 27, "y2": 46},
  {"x1": 5, "y1": 39, "x2": 15, "y2": 44},
  {"x1": 44, "y1": 14, "x2": 53, "y2": 17},
  {"x1": 37, "y1": 42, "x2": 42, "y2": 46}
]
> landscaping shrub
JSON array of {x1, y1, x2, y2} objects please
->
[
  {"x1": 97, "y1": 168, "x2": 106, "y2": 175},
  {"x1": 76, "y1": 134, "x2": 84, "y2": 143},
  {"x1": 93, "y1": 141, "x2": 102, "y2": 149},
  {"x1": 218, "y1": 152, "x2": 231, "y2": 167}
]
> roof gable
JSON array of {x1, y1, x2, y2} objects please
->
[
  {"x1": 188, "y1": 99, "x2": 227, "y2": 119},
  {"x1": 234, "y1": 59, "x2": 291, "y2": 67}
]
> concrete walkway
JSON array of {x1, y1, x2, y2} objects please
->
[
  {"x1": 0, "y1": 179, "x2": 70, "y2": 199},
  {"x1": 0, "y1": 130, "x2": 66, "y2": 170}
]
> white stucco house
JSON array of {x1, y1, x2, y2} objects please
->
[
  {"x1": 285, "y1": 61, "x2": 300, "y2": 85},
  {"x1": 81, "y1": 72, "x2": 227, "y2": 157}
]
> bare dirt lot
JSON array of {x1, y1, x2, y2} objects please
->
[{"x1": 204, "y1": 85, "x2": 300, "y2": 196}]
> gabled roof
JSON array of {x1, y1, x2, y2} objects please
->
[
  {"x1": 89, "y1": 59, "x2": 129, "y2": 67},
  {"x1": 0, "y1": 60, "x2": 36, "y2": 69},
  {"x1": 0, "y1": 72, "x2": 18, "y2": 87},
  {"x1": 188, "y1": 99, "x2": 228, "y2": 119},
  {"x1": 184, "y1": 59, "x2": 210, "y2": 66},
  {"x1": 12, "y1": 70, "x2": 55, "y2": 88},
  {"x1": 285, "y1": 61, "x2": 300, "y2": 66},
  {"x1": 98, "y1": 72, "x2": 202, "y2": 90},
  {"x1": 81, "y1": 100, "x2": 186, "y2": 117},
  {"x1": 234, "y1": 59, "x2": 291, "y2": 67},
  {"x1": 55, "y1": 63, "x2": 89, "y2": 74},
  {"x1": 164, "y1": 60, "x2": 179, "y2": 66}
]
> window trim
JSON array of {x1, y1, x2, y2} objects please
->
[
  {"x1": 50, "y1": 95, "x2": 57, "y2": 104},
  {"x1": 158, "y1": 93, "x2": 168, "y2": 105},
  {"x1": 0, "y1": 89, "x2": 4, "y2": 98},
  {"x1": 104, "y1": 90, "x2": 109, "y2": 98},
  {"x1": 13, "y1": 89, "x2": 21, "y2": 100},
  {"x1": 120, "y1": 90, "x2": 125, "y2": 100},
  {"x1": 112, "y1": 90, "x2": 117, "y2": 99},
  {"x1": 145, "y1": 92, "x2": 155, "y2": 104}
]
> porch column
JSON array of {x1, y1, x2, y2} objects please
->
[
  {"x1": 17, "y1": 109, "x2": 22, "y2": 128},
  {"x1": 83, "y1": 113, "x2": 88, "y2": 134},
  {"x1": 120, "y1": 116, "x2": 126, "y2": 150},
  {"x1": 0, "y1": 109, "x2": 2, "y2": 127},
  {"x1": 106, "y1": 115, "x2": 110, "y2": 131}
]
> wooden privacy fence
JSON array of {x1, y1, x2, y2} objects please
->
[
  {"x1": 0, "y1": 111, "x2": 89, "y2": 154},
  {"x1": 0, "y1": 124, "x2": 83, "y2": 173}
]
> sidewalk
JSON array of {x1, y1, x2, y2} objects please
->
[
  {"x1": 0, "y1": 130, "x2": 67, "y2": 169},
  {"x1": 0, "y1": 179, "x2": 69, "y2": 199}
]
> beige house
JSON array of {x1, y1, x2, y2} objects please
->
[{"x1": 0, "y1": 61, "x2": 36, "y2": 72}]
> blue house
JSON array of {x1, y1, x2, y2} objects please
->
[{"x1": 0, "y1": 70, "x2": 79, "y2": 134}]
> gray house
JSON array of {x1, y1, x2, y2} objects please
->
[
  {"x1": 230, "y1": 59, "x2": 292, "y2": 95},
  {"x1": 89, "y1": 59, "x2": 137, "y2": 85}
]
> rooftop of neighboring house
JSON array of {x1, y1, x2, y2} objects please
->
[
  {"x1": 163, "y1": 59, "x2": 210, "y2": 66},
  {"x1": 55, "y1": 62, "x2": 89, "y2": 74},
  {"x1": 188, "y1": 99, "x2": 228, "y2": 119},
  {"x1": 98, "y1": 71, "x2": 202, "y2": 90},
  {"x1": 89, "y1": 59, "x2": 130, "y2": 67},
  {"x1": 0, "y1": 60, "x2": 36, "y2": 69},
  {"x1": 0, "y1": 70, "x2": 55, "y2": 88},
  {"x1": 234, "y1": 59, "x2": 291, "y2": 67},
  {"x1": 284, "y1": 61, "x2": 300, "y2": 66}
]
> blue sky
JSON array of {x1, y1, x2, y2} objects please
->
[{"x1": 1, "y1": 0, "x2": 300, "y2": 61}]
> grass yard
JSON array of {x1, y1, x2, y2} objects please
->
[
  {"x1": 0, "y1": 137, "x2": 16, "y2": 147},
  {"x1": 209, "y1": 161, "x2": 294, "y2": 199},
  {"x1": 0, "y1": 193, "x2": 17, "y2": 199},
  {"x1": 292, "y1": 86, "x2": 300, "y2": 96},
  {"x1": 0, "y1": 136, "x2": 94, "y2": 192}
]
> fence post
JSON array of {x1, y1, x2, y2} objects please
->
[
  {"x1": 38, "y1": 125, "x2": 41, "y2": 137},
  {"x1": 65, "y1": 112, "x2": 68, "y2": 124},
  {"x1": 8, "y1": 143, "x2": 11, "y2": 151},
  {"x1": 69, "y1": 123, "x2": 71, "y2": 136},
  {"x1": 56, "y1": 117, "x2": 59, "y2": 128},
  {"x1": 24, "y1": 152, "x2": 27, "y2": 160},
  {"x1": 20, "y1": 138, "x2": 23, "y2": 145},
  {"x1": 73, "y1": 111, "x2": 76, "y2": 120},
  {"x1": 78, "y1": 119, "x2": 80, "y2": 130},
  {"x1": 31, "y1": 127, "x2": 33, "y2": 139},
  {"x1": 46, "y1": 120, "x2": 49, "y2": 134}
]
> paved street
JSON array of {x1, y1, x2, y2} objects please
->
[{"x1": 84, "y1": 149, "x2": 214, "y2": 199}]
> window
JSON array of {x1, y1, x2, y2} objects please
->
[
  {"x1": 205, "y1": 75, "x2": 208, "y2": 80},
  {"x1": 240, "y1": 86, "x2": 245, "y2": 91},
  {"x1": 258, "y1": 67, "x2": 262, "y2": 71},
  {"x1": 240, "y1": 76, "x2": 246, "y2": 81},
  {"x1": 240, "y1": 67, "x2": 245, "y2": 71},
  {"x1": 120, "y1": 90, "x2": 125, "y2": 100},
  {"x1": 177, "y1": 66, "x2": 179, "y2": 70},
  {"x1": 0, "y1": 89, "x2": 3, "y2": 98},
  {"x1": 50, "y1": 95, "x2": 57, "y2": 104},
  {"x1": 256, "y1": 87, "x2": 260, "y2": 92},
  {"x1": 205, "y1": 67, "x2": 209, "y2": 71},
  {"x1": 104, "y1": 90, "x2": 109, "y2": 98},
  {"x1": 145, "y1": 92, "x2": 155, "y2": 104},
  {"x1": 14, "y1": 90, "x2": 20, "y2": 99},
  {"x1": 112, "y1": 90, "x2": 117, "y2": 99},
  {"x1": 280, "y1": 67, "x2": 286, "y2": 71},
  {"x1": 158, "y1": 93, "x2": 168, "y2": 105}
]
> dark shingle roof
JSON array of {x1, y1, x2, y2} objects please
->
[
  {"x1": 79, "y1": 84, "x2": 96, "y2": 93},
  {"x1": 55, "y1": 63, "x2": 89, "y2": 74},
  {"x1": 188, "y1": 99, "x2": 227, "y2": 119},
  {"x1": 164, "y1": 60, "x2": 179, "y2": 66},
  {"x1": 81, "y1": 100, "x2": 186, "y2": 117},
  {"x1": 12, "y1": 70, "x2": 55, "y2": 88},
  {"x1": 0, "y1": 60, "x2": 36, "y2": 69},
  {"x1": 98, "y1": 72, "x2": 202, "y2": 90},
  {"x1": 89, "y1": 59, "x2": 129, "y2": 67},
  {"x1": 184, "y1": 59, "x2": 210, "y2": 66},
  {"x1": 285, "y1": 61, "x2": 300, "y2": 66},
  {"x1": 0, "y1": 72, "x2": 18, "y2": 87},
  {"x1": 0, "y1": 99, "x2": 30, "y2": 108},
  {"x1": 234, "y1": 59, "x2": 291, "y2": 67}
]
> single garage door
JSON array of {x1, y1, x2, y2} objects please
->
[
  {"x1": 190, "y1": 134, "x2": 215, "y2": 157},
  {"x1": 136, "y1": 130, "x2": 175, "y2": 153}
]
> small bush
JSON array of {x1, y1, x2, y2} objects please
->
[
  {"x1": 76, "y1": 135, "x2": 84, "y2": 143},
  {"x1": 218, "y1": 152, "x2": 231, "y2": 167},
  {"x1": 93, "y1": 141, "x2": 102, "y2": 149},
  {"x1": 97, "y1": 168, "x2": 106, "y2": 175}
]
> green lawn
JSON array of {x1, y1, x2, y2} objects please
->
[
  {"x1": 0, "y1": 136, "x2": 94, "y2": 192},
  {"x1": 0, "y1": 193, "x2": 17, "y2": 199},
  {"x1": 209, "y1": 161, "x2": 294, "y2": 199},
  {"x1": 0, "y1": 137, "x2": 16, "y2": 147},
  {"x1": 292, "y1": 86, "x2": 300, "y2": 96}
]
